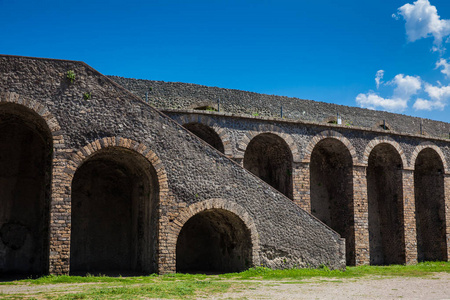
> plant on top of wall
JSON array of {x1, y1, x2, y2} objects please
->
[
  {"x1": 83, "y1": 92, "x2": 91, "y2": 100},
  {"x1": 66, "y1": 70, "x2": 76, "y2": 83}
]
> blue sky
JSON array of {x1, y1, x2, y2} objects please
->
[{"x1": 1, "y1": 0, "x2": 450, "y2": 122}]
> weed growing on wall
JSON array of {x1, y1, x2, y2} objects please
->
[{"x1": 66, "y1": 70, "x2": 75, "y2": 83}]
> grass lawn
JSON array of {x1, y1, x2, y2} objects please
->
[{"x1": 0, "y1": 261, "x2": 448, "y2": 299}]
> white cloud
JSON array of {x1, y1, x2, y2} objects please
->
[
  {"x1": 397, "y1": 0, "x2": 450, "y2": 47},
  {"x1": 425, "y1": 83, "x2": 450, "y2": 100},
  {"x1": 413, "y1": 98, "x2": 437, "y2": 110},
  {"x1": 436, "y1": 58, "x2": 450, "y2": 77},
  {"x1": 357, "y1": 2, "x2": 450, "y2": 114},
  {"x1": 375, "y1": 70, "x2": 384, "y2": 89},
  {"x1": 356, "y1": 73, "x2": 421, "y2": 112},
  {"x1": 413, "y1": 83, "x2": 450, "y2": 110},
  {"x1": 391, "y1": 74, "x2": 422, "y2": 99},
  {"x1": 413, "y1": 97, "x2": 446, "y2": 110},
  {"x1": 356, "y1": 92, "x2": 408, "y2": 111}
]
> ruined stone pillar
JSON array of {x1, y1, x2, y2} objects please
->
[
  {"x1": 293, "y1": 162, "x2": 310, "y2": 212},
  {"x1": 402, "y1": 169, "x2": 417, "y2": 265},
  {"x1": 353, "y1": 165, "x2": 370, "y2": 265},
  {"x1": 48, "y1": 150, "x2": 72, "y2": 275},
  {"x1": 445, "y1": 174, "x2": 450, "y2": 261}
]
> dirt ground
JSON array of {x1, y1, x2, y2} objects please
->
[
  {"x1": 213, "y1": 273, "x2": 450, "y2": 300},
  {"x1": 0, "y1": 273, "x2": 449, "y2": 299}
]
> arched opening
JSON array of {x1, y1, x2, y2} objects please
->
[
  {"x1": 0, "y1": 103, "x2": 52, "y2": 276},
  {"x1": 176, "y1": 208, "x2": 252, "y2": 273},
  {"x1": 70, "y1": 147, "x2": 159, "y2": 275},
  {"x1": 193, "y1": 105, "x2": 218, "y2": 112},
  {"x1": 183, "y1": 123, "x2": 224, "y2": 153},
  {"x1": 367, "y1": 143, "x2": 405, "y2": 265},
  {"x1": 310, "y1": 138, "x2": 355, "y2": 265},
  {"x1": 243, "y1": 133, "x2": 293, "y2": 199},
  {"x1": 414, "y1": 148, "x2": 447, "y2": 261}
]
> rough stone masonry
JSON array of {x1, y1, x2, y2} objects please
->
[{"x1": 0, "y1": 54, "x2": 448, "y2": 277}]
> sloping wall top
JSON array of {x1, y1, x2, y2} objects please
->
[{"x1": 109, "y1": 76, "x2": 450, "y2": 139}]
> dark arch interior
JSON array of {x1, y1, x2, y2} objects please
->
[
  {"x1": 367, "y1": 144, "x2": 405, "y2": 265},
  {"x1": 243, "y1": 133, "x2": 293, "y2": 199},
  {"x1": 176, "y1": 208, "x2": 252, "y2": 273},
  {"x1": 70, "y1": 148, "x2": 159, "y2": 275},
  {"x1": 193, "y1": 105, "x2": 218, "y2": 112},
  {"x1": 183, "y1": 123, "x2": 225, "y2": 153},
  {"x1": 414, "y1": 148, "x2": 447, "y2": 262},
  {"x1": 310, "y1": 139, "x2": 355, "y2": 265},
  {"x1": 0, "y1": 103, "x2": 52, "y2": 276}
]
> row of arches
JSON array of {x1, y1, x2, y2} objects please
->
[
  {"x1": 0, "y1": 102, "x2": 254, "y2": 277},
  {"x1": 312, "y1": 139, "x2": 446, "y2": 265},
  {"x1": 0, "y1": 101, "x2": 448, "y2": 276},
  {"x1": 182, "y1": 120, "x2": 448, "y2": 171},
  {"x1": 182, "y1": 121, "x2": 448, "y2": 266}
]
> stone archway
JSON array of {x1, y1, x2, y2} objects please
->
[
  {"x1": 176, "y1": 114, "x2": 233, "y2": 157},
  {"x1": 414, "y1": 148, "x2": 447, "y2": 262},
  {"x1": 243, "y1": 133, "x2": 293, "y2": 199},
  {"x1": 70, "y1": 146, "x2": 159, "y2": 275},
  {"x1": 183, "y1": 122, "x2": 225, "y2": 153},
  {"x1": 0, "y1": 102, "x2": 53, "y2": 276},
  {"x1": 176, "y1": 208, "x2": 252, "y2": 273},
  {"x1": 162, "y1": 199, "x2": 260, "y2": 274},
  {"x1": 309, "y1": 138, "x2": 355, "y2": 265},
  {"x1": 367, "y1": 143, "x2": 405, "y2": 265}
]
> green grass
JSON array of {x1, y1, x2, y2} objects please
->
[
  {"x1": 221, "y1": 261, "x2": 450, "y2": 280},
  {"x1": 5, "y1": 261, "x2": 450, "y2": 285},
  {"x1": 53, "y1": 280, "x2": 230, "y2": 299},
  {"x1": 0, "y1": 278, "x2": 232, "y2": 299},
  {"x1": 1, "y1": 262, "x2": 448, "y2": 299},
  {"x1": 15, "y1": 273, "x2": 214, "y2": 285}
]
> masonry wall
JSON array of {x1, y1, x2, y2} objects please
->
[
  {"x1": 110, "y1": 76, "x2": 450, "y2": 139},
  {"x1": 1, "y1": 55, "x2": 449, "y2": 277},
  {"x1": 165, "y1": 110, "x2": 450, "y2": 265},
  {"x1": 0, "y1": 55, "x2": 346, "y2": 276}
]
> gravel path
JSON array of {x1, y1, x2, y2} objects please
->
[{"x1": 213, "y1": 273, "x2": 450, "y2": 300}]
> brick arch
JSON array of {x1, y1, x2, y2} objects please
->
[
  {"x1": 1, "y1": 91, "x2": 70, "y2": 274},
  {"x1": 302, "y1": 130, "x2": 358, "y2": 165},
  {"x1": 0, "y1": 91, "x2": 65, "y2": 146},
  {"x1": 362, "y1": 136, "x2": 408, "y2": 168},
  {"x1": 238, "y1": 127, "x2": 300, "y2": 162},
  {"x1": 65, "y1": 137, "x2": 170, "y2": 274},
  {"x1": 166, "y1": 198, "x2": 261, "y2": 272},
  {"x1": 66, "y1": 137, "x2": 169, "y2": 193},
  {"x1": 176, "y1": 114, "x2": 233, "y2": 157},
  {"x1": 410, "y1": 142, "x2": 449, "y2": 173}
]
